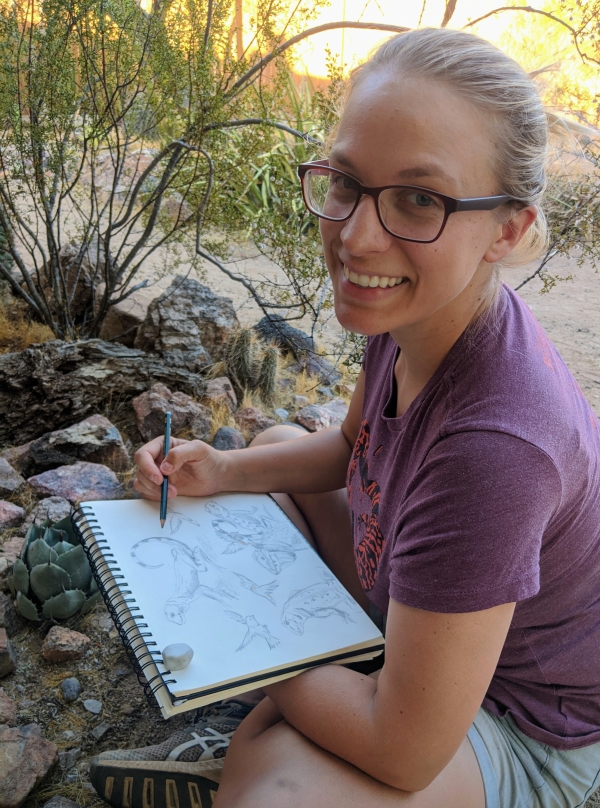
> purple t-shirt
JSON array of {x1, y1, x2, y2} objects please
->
[{"x1": 347, "y1": 284, "x2": 600, "y2": 750}]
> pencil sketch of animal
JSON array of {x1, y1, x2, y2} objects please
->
[
  {"x1": 225, "y1": 612, "x2": 281, "y2": 652},
  {"x1": 205, "y1": 501, "x2": 307, "y2": 575},
  {"x1": 131, "y1": 537, "x2": 239, "y2": 625},
  {"x1": 281, "y1": 573, "x2": 359, "y2": 635}
]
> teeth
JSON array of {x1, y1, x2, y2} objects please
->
[{"x1": 343, "y1": 265, "x2": 405, "y2": 289}]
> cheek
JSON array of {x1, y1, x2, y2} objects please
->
[{"x1": 319, "y1": 219, "x2": 342, "y2": 267}]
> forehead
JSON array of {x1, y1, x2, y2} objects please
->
[{"x1": 332, "y1": 72, "x2": 496, "y2": 194}]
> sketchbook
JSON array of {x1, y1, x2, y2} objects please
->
[{"x1": 72, "y1": 494, "x2": 384, "y2": 718}]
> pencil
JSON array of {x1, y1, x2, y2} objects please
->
[{"x1": 160, "y1": 410, "x2": 171, "y2": 529}]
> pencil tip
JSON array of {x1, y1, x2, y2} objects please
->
[{"x1": 160, "y1": 519, "x2": 165, "y2": 528}]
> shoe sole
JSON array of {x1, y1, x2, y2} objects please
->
[{"x1": 90, "y1": 758, "x2": 221, "y2": 808}]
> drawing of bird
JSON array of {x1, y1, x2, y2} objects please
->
[{"x1": 224, "y1": 612, "x2": 281, "y2": 652}]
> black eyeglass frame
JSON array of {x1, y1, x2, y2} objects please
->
[{"x1": 297, "y1": 159, "x2": 515, "y2": 244}]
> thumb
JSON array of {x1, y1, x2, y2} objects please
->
[{"x1": 161, "y1": 440, "x2": 209, "y2": 474}]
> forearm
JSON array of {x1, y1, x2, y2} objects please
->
[{"x1": 218, "y1": 426, "x2": 353, "y2": 495}]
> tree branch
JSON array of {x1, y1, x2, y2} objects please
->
[
  {"x1": 205, "y1": 118, "x2": 322, "y2": 144},
  {"x1": 441, "y1": 0, "x2": 458, "y2": 27}
]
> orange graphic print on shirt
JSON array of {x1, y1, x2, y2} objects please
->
[{"x1": 347, "y1": 420, "x2": 385, "y2": 592}]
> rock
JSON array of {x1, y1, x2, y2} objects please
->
[
  {"x1": 288, "y1": 354, "x2": 342, "y2": 386},
  {"x1": 41, "y1": 626, "x2": 90, "y2": 663},
  {"x1": 0, "y1": 460, "x2": 25, "y2": 497},
  {"x1": 83, "y1": 699, "x2": 102, "y2": 715},
  {"x1": 132, "y1": 383, "x2": 212, "y2": 442},
  {"x1": 233, "y1": 407, "x2": 276, "y2": 441},
  {"x1": 202, "y1": 377, "x2": 237, "y2": 412},
  {"x1": 293, "y1": 395, "x2": 309, "y2": 408},
  {"x1": 274, "y1": 408, "x2": 289, "y2": 421},
  {"x1": 212, "y1": 427, "x2": 246, "y2": 451},
  {"x1": 0, "y1": 628, "x2": 16, "y2": 678},
  {"x1": 57, "y1": 748, "x2": 81, "y2": 772},
  {"x1": 43, "y1": 795, "x2": 84, "y2": 808},
  {"x1": 295, "y1": 399, "x2": 349, "y2": 432},
  {"x1": 317, "y1": 386, "x2": 334, "y2": 399},
  {"x1": 161, "y1": 348, "x2": 212, "y2": 374},
  {"x1": 162, "y1": 192, "x2": 192, "y2": 221},
  {"x1": 162, "y1": 642, "x2": 194, "y2": 671},
  {"x1": 0, "y1": 537, "x2": 25, "y2": 566},
  {"x1": 18, "y1": 699, "x2": 34, "y2": 710},
  {"x1": 253, "y1": 315, "x2": 315, "y2": 359},
  {"x1": 22, "y1": 497, "x2": 71, "y2": 531},
  {"x1": 0, "y1": 723, "x2": 58, "y2": 808},
  {"x1": 0, "y1": 339, "x2": 207, "y2": 445},
  {"x1": 99, "y1": 293, "x2": 150, "y2": 347},
  {"x1": 135, "y1": 275, "x2": 239, "y2": 361},
  {"x1": 0, "y1": 691, "x2": 17, "y2": 726},
  {"x1": 0, "y1": 502, "x2": 25, "y2": 530},
  {"x1": 0, "y1": 593, "x2": 22, "y2": 638},
  {"x1": 26, "y1": 415, "x2": 130, "y2": 475},
  {"x1": 0, "y1": 443, "x2": 33, "y2": 476},
  {"x1": 90, "y1": 722, "x2": 111, "y2": 741},
  {"x1": 27, "y1": 461, "x2": 123, "y2": 503},
  {"x1": 60, "y1": 677, "x2": 81, "y2": 703},
  {"x1": 120, "y1": 703, "x2": 135, "y2": 716}
]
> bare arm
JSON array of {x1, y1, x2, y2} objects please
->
[
  {"x1": 133, "y1": 370, "x2": 366, "y2": 500},
  {"x1": 265, "y1": 597, "x2": 515, "y2": 792}
]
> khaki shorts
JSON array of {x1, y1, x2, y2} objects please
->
[{"x1": 467, "y1": 708, "x2": 600, "y2": 808}]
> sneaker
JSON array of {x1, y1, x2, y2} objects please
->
[{"x1": 89, "y1": 700, "x2": 254, "y2": 808}]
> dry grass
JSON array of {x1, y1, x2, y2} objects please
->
[{"x1": 0, "y1": 290, "x2": 54, "y2": 354}]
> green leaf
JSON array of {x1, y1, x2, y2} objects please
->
[
  {"x1": 21, "y1": 524, "x2": 44, "y2": 560},
  {"x1": 11, "y1": 558, "x2": 29, "y2": 595},
  {"x1": 42, "y1": 589, "x2": 86, "y2": 620},
  {"x1": 55, "y1": 545, "x2": 92, "y2": 591},
  {"x1": 27, "y1": 538, "x2": 58, "y2": 568},
  {"x1": 80, "y1": 590, "x2": 103, "y2": 615},
  {"x1": 16, "y1": 592, "x2": 40, "y2": 621},
  {"x1": 43, "y1": 527, "x2": 63, "y2": 546},
  {"x1": 52, "y1": 515, "x2": 77, "y2": 545},
  {"x1": 53, "y1": 541, "x2": 73, "y2": 556},
  {"x1": 30, "y1": 562, "x2": 71, "y2": 601}
]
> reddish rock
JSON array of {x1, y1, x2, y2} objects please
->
[
  {"x1": 0, "y1": 691, "x2": 17, "y2": 726},
  {"x1": 0, "y1": 593, "x2": 22, "y2": 638},
  {"x1": 295, "y1": 399, "x2": 349, "y2": 432},
  {"x1": 0, "y1": 723, "x2": 58, "y2": 808},
  {"x1": 0, "y1": 628, "x2": 17, "y2": 678},
  {"x1": 27, "y1": 462, "x2": 123, "y2": 503},
  {"x1": 233, "y1": 407, "x2": 276, "y2": 441},
  {"x1": 0, "y1": 443, "x2": 33, "y2": 476},
  {"x1": 0, "y1": 503, "x2": 25, "y2": 530},
  {"x1": 202, "y1": 377, "x2": 237, "y2": 412},
  {"x1": 132, "y1": 383, "x2": 212, "y2": 442},
  {"x1": 0, "y1": 538, "x2": 25, "y2": 565},
  {"x1": 22, "y1": 497, "x2": 71, "y2": 531},
  {"x1": 41, "y1": 626, "x2": 90, "y2": 663},
  {"x1": 27, "y1": 415, "x2": 130, "y2": 474},
  {"x1": 0, "y1": 460, "x2": 25, "y2": 497}
]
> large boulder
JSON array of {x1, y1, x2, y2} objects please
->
[
  {"x1": 135, "y1": 276, "x2": 239, "y2": 361},
  {"x1": 21, "y1": 415, "x2": 130, "y2": 476},
  {"x1": 288, "y1": 354, "x2": 342, "y2": 386},
  {"x1": 0, "y1": 724, "x2": 58, "y2": 808},
  {"x1": 0, "y1": 339, "x2": 207, "y2": 445},
  {"x1": 27, "y1": 461, "x2": 123, "y2": 503},
  {"x1": 253, "y1": 314, "x2": 315, "y2": 359},
  {"x1": 132, "y1": 383, "x2": 212, "y2": 442},
  {"x1": 22, "y1": 497, "x2": 71, "y2": 531},
  {"x1": 295, "y1": 399, "x2": 349, "y2": 432},
  {"x1": 233, "y1": 407, "x2": 276, "y2": 442}
]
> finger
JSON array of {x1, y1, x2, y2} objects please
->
[
  {"x1": 136, "y1": 467, "x2": 163, "y2": 491},
  {"x1": 160, "y1": 440, "x2": 209, "y2": 475},
  {"x1": 133, "y1": 476, "x2": 161, "y2": 501}
]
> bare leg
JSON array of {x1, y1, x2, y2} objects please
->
[
  {"x1": 213, "y1": 698, "x2": 485, "y2": 808},
  {"x1": 250, "y1": 425, "x2": 368, "y2": 610}
]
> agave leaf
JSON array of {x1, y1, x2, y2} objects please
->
[
  {"x1": 53, "y1": 541, "x2": 73, "y2": 557},
  {"x1": 21, "y1": 524, "x2": 44, "y2": 560},
  {"x1": 42, "y1": 589, "x2": 86, "y2": 620},
  {"x1": 43, "y1": 527, "x2": 63, "y2": 547},
  {"x1": 11, "y1": 558, "x2": 29, "y2": 595},
  {"x1": 80, "y1": 590, "x2": 103, "y2": 615},
  {"x1": 16, "y1": 591, "x2": 40, "y2": 621},
  {"x1": 30, "y1": 563, "x2": 72, "y2": 601},
  {"x1": 52, "y1": 515, "x2": 77, "y2": 545},
  {"x1": 55, "y1": 545, "x2": 91, "y2": 591},
  {"x1": 27, "y1": 538, "x2": 58, "y2": 568},
  {"x1": 88, "y1": 574, "x2": 99, "y2": 595}
]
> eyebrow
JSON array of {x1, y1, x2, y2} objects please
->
[{"x1": 329, "y1": 151, "x2": 456, "y2": 187}]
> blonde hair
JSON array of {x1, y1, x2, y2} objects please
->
[{"x1": 335, "y1": 28, "x2": 550, "y2": 281}]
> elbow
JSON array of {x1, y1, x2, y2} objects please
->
[{"x1": 367, "y1": 756, "x2": 443, "y2": 793}]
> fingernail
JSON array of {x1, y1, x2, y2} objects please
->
[{"x1": 161, "y1": 462, "x2": 173, "y2": 474}]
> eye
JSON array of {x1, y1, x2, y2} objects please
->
[{"x1": 413, "y1": 192, "x2": 434, "y2": 207}]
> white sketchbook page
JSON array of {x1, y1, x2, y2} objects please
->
[{"x1": 85, "y1": 494, "x2": 383, "y2": 697}]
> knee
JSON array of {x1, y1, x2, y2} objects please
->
[{"x1": 249, "y1": 423, "x2": 307, "y2": 448}]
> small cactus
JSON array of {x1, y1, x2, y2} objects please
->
[
  {"x1": 8, "y1": 515, "x2": 102, "y2": 621},
  {"x1": 226, "y1": 328, "x2": 280, "y2": 403}
]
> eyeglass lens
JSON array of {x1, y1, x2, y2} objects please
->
[{"x1": 304, "y1": 168, "x2": 446, "y2": 241}]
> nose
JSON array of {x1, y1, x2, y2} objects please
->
[{"x1": 339, "y1": 193, "x2": 393, "y2": 256}]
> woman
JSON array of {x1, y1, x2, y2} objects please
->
[{"x1": 92, "y1": 28, "x2": 600, "y2": 808}]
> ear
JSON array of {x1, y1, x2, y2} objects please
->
[{"x1": 483, "y1": 205, "x2": 538, "y2": 264}]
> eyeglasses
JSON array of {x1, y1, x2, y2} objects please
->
[{"x1": 297, "y1": 160, "x2": 515, "y2": 244}]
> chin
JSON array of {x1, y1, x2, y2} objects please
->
[{"x1": 333, "y1": 301, "x2": 389, "y2": 337}]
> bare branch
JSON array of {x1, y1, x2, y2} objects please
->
[
  {"x1": 205, "y1": 118, "x2": 322, "y2": 144},
  {"x1": 441, "y1": 0, "x2": 458, "y2": 27}
]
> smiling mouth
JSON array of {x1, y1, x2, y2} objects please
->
[{"x1": 343, "y1": 266, "x2": 407, "y2": 289}]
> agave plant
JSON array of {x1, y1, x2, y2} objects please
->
[{"x1": 8, "y1": 515, "x2": 102, "y2": 621}]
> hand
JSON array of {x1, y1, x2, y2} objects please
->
[{"x1": 133, "y1": 437, "x2": 226, "y2": 500}]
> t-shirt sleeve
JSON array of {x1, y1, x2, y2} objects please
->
[{"x1": 389, "y1": 430, "x2": 562, "y2": 613}]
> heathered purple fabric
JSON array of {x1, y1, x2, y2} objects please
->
[{"x1": 347, "y1": 284, "x2": 600, "y2": 750}]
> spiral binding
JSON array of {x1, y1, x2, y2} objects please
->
[{"x1": 72, "y1": 506, "x2": 177, "y2": 710}]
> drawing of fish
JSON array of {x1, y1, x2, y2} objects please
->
[
  {"x1": 281, "y1": 575, "x2": 358, "y2": 635},
  {"x1": 225, "y1": 612, "x2": 281, "y2": 652}
]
